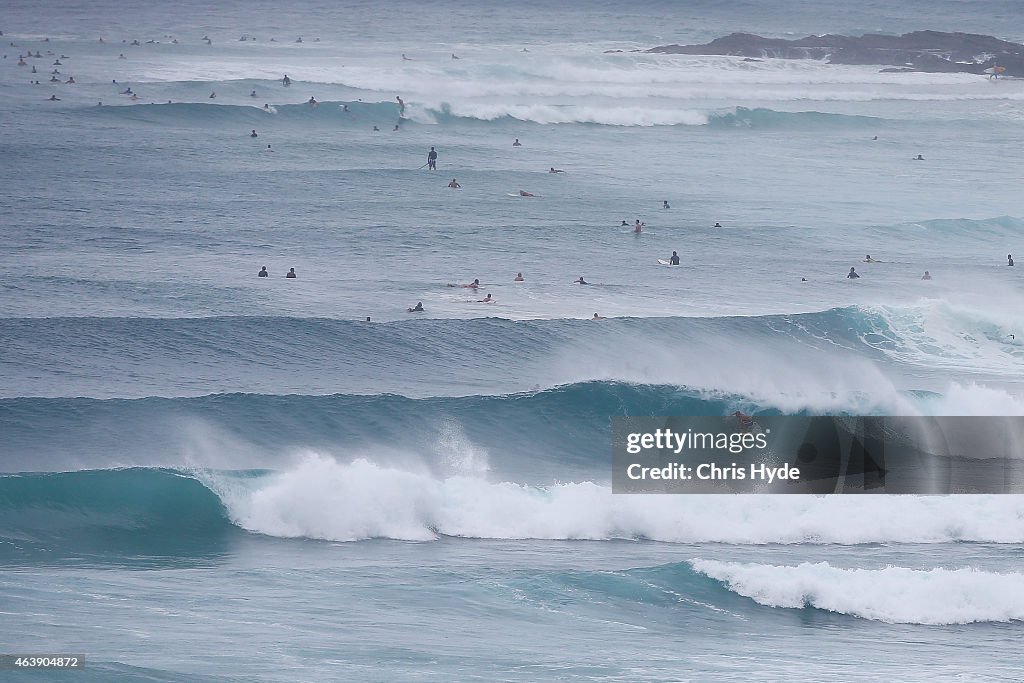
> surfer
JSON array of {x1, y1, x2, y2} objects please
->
[
  {"x1": 448, "y1": 178, "x2": 461, "y2": 188},
  {"x1": 307, "y1": 96, "x2": 318, "y2": 106},
  {"x1": 393, "y1": 124, "x2": 400, "y2": 131},
  {"x1": 663, "y1": 200, "x2": 670, "y2": 209},
  {"x1": 250, "y1": 129, "x2": 258, "y2": 137},
  {"x1": 669, "y1": 251, "x2": 680, "y2": 265},
  {"x1": 713, "y1": 222, "x2": 722, "y2": 228},
  {"x1": 209, "y1": 91, "x2": 216, "y2": 99},
  {"x1": 921, "y1": 271, "x2": 932, "y2": 280},
  {"x1": 733, "y1": 411, "x2": 754, "y2": 432},
  {"x1": 574, "y1": 276, "x2": 590, "y2": 285},
  {"x1": 512, "y1": 138, "x2": 522, "y2": 147},
  {"x1": 286, "y1": 268, "x2": 296, "y2": 278},
  {"x1": 427, "y1": 147, "x2": 437, "y2": 170},
  {"x1": 396, "y1": 95, "x2": 405, "y2": 115},
  {"x1": 47, "y1": 94, "x2": 60, "y2": 101},
  {"x1": 264, "y1": 103, "x2": 271, "y2": 110},
  {"x1": 373, "y1": 125, "x2": 379, "y2": 131},
  {"x1": 847, "y1": 267, "x2": 860, "y2": 279},
  {"x1": 402, "y1": 53, "x2": 412, "y2": 61},
  {"x1": 266, "y1": 144, "x2": 274, "y2": 151},
  {"x1": 408, "y1": 302, "x2": 424, "y2": 312},
  {"x1": 341, "y1": 104, "x2": 350, "y2": 112},
  {"x1": 282, "y1": 74, "x2": 291, "y2": 86},
  {"x1": 1008, "y1": 254, "x2": 1014, "y2": 267},
  {"x1": 452, "y1": 53, "x2": 459, "y2": 59},
  {"x1": 478, "y1": 294, "x2": 494, "y2": 303},
  {"x1": 519, "y1": 190, "x2": 534, "y2": 197},
  {"x1": 549, "y1": 167, "x2": 564, "y2": 173},
  {"x1": 634, "y1": 219, "x2": 644, "y2": 233},
  {"x1": 514, "y1": 272, "x2": 524, "y2": 281},
  {"x1": 864, "y1": 255, "x2": 877, "y2": 263},
  {"x1": 258, "y1": 266, "x2": 269, "y2": 277},
  {"x1": 621, "y1": 220, "x2": 629, "y2": 227},
  {"x1": 448, "y1": 279, "x2": 480, "y2": 288},
  {"x1": 914, "y1": 154, "x2": 924, "y2": 160},
  {"x1": 591, "y1": 313, "x2": 606, "y2": 320}
]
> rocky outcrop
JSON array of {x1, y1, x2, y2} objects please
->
[{"x1": 644, "y1": 31, "x2": 1024, "y2": 76}]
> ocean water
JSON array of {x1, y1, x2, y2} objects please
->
[{"x1": 2, "y1": 0, "x2": 1024, "y2": 680}]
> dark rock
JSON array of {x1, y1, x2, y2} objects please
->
[{"x1": 647, "y1": 31, "x2": 1024, "y2": 76}]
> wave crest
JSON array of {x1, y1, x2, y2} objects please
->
[{"x1": 691, "y1": 559, "x2": 1024, "y2": 624}]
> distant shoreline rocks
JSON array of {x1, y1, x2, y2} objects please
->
[{"x1": 609, "y1": 31, "x2": 1024, "y2": 76}]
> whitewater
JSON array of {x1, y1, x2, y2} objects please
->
[{"x1": 1, "y1": 0, "x2": 1023, "y2": 681}]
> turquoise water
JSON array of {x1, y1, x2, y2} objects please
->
[{"x1": 2, "y1": 1, "x2": 1024, "y2": 680}]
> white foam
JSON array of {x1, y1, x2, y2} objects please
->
[
  {"x1": 690, "y1": 559, "x2": 1024, "y2": 624},
  {"x1": 862, "y1": 300, "x2": 1024, "y2": 376},
  {"x1": 206, "y1": 453, "x2": 1024, "y2": 544},
  {"x1": 428, "y1": 102, "x2": 709, "y2": 126}
]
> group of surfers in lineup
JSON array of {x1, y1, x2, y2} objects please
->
[
  {"x1": 846, "y1": 253, "x2": 1013, "y2": 281},
  {"x1": 410, "y1": 274, "x2": 602, "y2": 316},
  {"x1": 260, "y1": 249, "x2": 1015, "y2": 319}
]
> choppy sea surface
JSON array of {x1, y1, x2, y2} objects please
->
[{"x1": 2, "y1": 1, "x2": 1023, "y2": 680}]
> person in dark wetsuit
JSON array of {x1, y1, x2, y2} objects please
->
[
  {"x1": 575, "y1": 276, "x2": 589, "y2": 285},
  {"x1": 733, "y1": 411, "x2": 754, "y2": 432},
  {"x1": 250, "y1": 129, "x2": 258, "y2": 137},
  {"x1": 1009, "y1": 254, "x2": 1015, "y2": 267},
  {"x1": 669, "y1": 251, "x2": 680, "y2": 265},
  {"x1": 286, "y1": 268, "x2": 296, "y2": 278},
  {"x1": 427, "y1": 146, "x2": 437, "y2": 170},
  {"x1": 408, "y1": 302, "x2": 424, "y2": 312},
  {"x1": 847, "y1": 267, "x2": 860, "y2": 279},
  {"x1": 258, "y1": 266, "x2": 269, "y2": 277}
]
